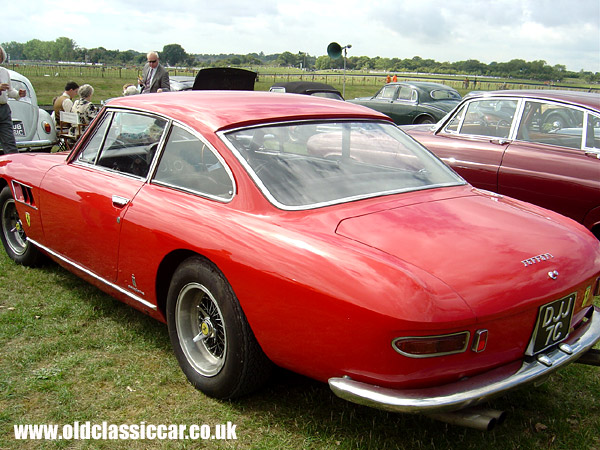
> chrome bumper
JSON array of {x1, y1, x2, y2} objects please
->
[
  {"x1": 329, "y1": 306, "x2": 600, "y2": 414},
  {"x1": 17, "y1": 139, "x2": 56, "y2": 150}
]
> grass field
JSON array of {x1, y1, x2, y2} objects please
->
[{"x1": 1, "y1": 249, "x2": 599, "y2": 449}]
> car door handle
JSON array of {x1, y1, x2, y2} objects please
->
[
  {"x1": 112, "y1": 195, "x2": 130, "y2": 207},
  {"x1": 585, "y1": 151, "x2": 600, "y2": 159},
  {"x1": 490, "y1": 139, "x2": 510, "y2": 145}
]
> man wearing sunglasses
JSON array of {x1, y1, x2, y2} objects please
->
[{"x1": 140, "y1": 51, "x2": 170, "y2": 94}]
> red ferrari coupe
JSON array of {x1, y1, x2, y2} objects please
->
[{"x1": 1, "y1": 91, "x2": 599, "y2": 428}]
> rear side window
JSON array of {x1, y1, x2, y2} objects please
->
[
  {"x1": 517, "y1": 101, "x2": 585, "y2": 149},
  {"x1": 153, "y1": 125, "x2": 234, "y2": 201}
]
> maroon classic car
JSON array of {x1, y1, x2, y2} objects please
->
[
  {"x1": 403, "y1": 90, "x2": 600, "y2": 238},
  {"x1": 1, "y1": 91, "x2": 599, "y2": 430}
]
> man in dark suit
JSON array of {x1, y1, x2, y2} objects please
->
[{"x1": 140, "y1": 51, "x2": 170, "y2": 94}]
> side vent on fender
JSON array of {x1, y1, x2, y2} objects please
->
[{"x1": 11, "y1": 181, "x2": 37, "y2": 208}]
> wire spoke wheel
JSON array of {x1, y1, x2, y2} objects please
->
[
  {"x1": 1, "y1": 197, "x2": 28, "y2": 256},
  {"x1": 175, "y1": 282, "x2": 226, "y2": 377}
]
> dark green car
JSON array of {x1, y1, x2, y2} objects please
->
[{"x1": 349, "y1": 81, "x2": 461, "y2": 125}]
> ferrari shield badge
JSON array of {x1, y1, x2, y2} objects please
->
[{"x1": 25, "y1": 212, "x2": 31, "y2": 227}]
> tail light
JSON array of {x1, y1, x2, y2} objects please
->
[
  {"x1": 42, "y1": 121, "x2": 52, "y2": 134},
  {"x1": 392, "y1": 332, "x2": 470, "y2": 358}
]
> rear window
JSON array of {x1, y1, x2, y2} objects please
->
[{"x1": 223, "y1": 120, "x2": 463, "y2": 209}]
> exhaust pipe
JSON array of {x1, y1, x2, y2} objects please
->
[
  {"x1": 427, "y1": 407, "x2": 507, "y2": 431},
  {"x1": 576, "y1": 348, "x2": 600, "y2": 366}
]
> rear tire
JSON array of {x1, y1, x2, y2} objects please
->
[
  {"x1": 166, "y1": 256, "x2": 272, "y2": 399},
  {"x1": 415, "y1": 115, "x2": 435, "y2": 124},
  {"x1": 0, "y1": 186, "x2": 42, "y2": 266}
]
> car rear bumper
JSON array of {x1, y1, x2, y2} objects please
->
[
  {"x1": 17, "y1": 139, "x2": 57, "y2": 150},
  {"x1": 328, "y1": 306, "x2": 600, "y2": 414}
]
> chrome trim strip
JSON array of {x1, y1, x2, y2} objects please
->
[
  {"x1": 28, "y1": 238, "x2": 157, "y2": 311},
  {"x1": 17, "y1": 139, "x2": 56, "y2": 148},
  {"x1": 328, "y1": 306, "x2": 600, "y2": 414}
]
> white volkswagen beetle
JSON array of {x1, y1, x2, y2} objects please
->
[{"x1": 3, "y1": 69, "x2": 57, "y2": 152}]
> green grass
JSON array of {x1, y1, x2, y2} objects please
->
[{"x1": 1, "y1": 249, "x2": 599, "y2": 449}]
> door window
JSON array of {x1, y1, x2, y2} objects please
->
[
  {"x1": 76, "y1": 111, "x2": 167, "y2": 178},
  {"x1": 375, "y1": 85, "x2": 397, "y2": 100},
  {"x1": 455, "y1": 99, "x2": 517, "y2": 138},
  {"x1": 517, "y1": 101, "x2": 584, "y2": 149}
]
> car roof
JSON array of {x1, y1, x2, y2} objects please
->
[
  {"x1": 7, "y1": 69, "x2": 30, "y2": 85},
  {"x1": 270, "y1": 81, "x2": 342, "y2": 95},
  {"x1": 106, "y1": 90, "x2": 391, "y2": 132},
  {"x1": 387, "y1": 81, "x2": 458, "y2": 91},
  {"x1": 465, "y1": 89, "x2": 600, "y2": 111}
]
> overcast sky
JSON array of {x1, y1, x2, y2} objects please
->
[{"x1": 5, "y1": 0, "x2": 600, "y2": 72}]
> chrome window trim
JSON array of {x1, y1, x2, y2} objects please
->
[
  {"x1": 219, "y1": 119, "x2": 465, "y2": 211},
  {"x1": 583, "y1": 110, "x2": 600, "y2": 152},
  {"x1": 150, "y1": 122, "x2": 236, "y2": 203},
  {"x1": 27, "y1": 238, "x2": 157, "y2": 311}
]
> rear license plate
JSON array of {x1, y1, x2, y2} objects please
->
[
  {"x1": 12, "y1": 122, "x2": 25, "y2": 136},
  {"x1": 527, "y1": 293, "x2": 576, "y2": 355}
]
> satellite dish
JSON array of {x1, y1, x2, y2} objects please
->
[{"x1": 327, "y1": 42, "x2": 343, "y2": 59}]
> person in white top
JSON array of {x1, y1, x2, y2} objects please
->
[{"x1": 0, "y1": 45, "x2": 26, "y2": 155}]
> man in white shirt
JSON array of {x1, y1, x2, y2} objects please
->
[
  {"x1": 53, "y1": 81, "x2": 79, "y2": 126},
  {"x1": 0, "y1": 46, "x2": 26, "y2": 155}
]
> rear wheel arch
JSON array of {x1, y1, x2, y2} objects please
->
[
  {"x1": 414, "y1": 114, "x2": 435, "y2": 124},
  {"x1": 155, "y1": 249, "x2": 199, "y2": 317}
]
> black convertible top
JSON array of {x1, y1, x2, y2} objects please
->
[{"x1": 269, "y1": 81, "x2": 344, "y2": 100}]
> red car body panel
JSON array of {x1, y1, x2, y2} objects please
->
[{"x1": 1, "y1": 91, "x2": 599, "y2": 412}]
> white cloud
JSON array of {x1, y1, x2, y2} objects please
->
[{"x1": 3, "y1": 0, "x2": 599, "y2": 71}]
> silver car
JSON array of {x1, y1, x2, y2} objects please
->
[{"x1": 4, "y1": 69, "x2": 57, "y2": 152}]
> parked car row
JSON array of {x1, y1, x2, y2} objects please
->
[{"x1": 1, "y1": 91, "x2": 599, "y2": 429}]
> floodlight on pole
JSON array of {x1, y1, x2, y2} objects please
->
[{"x1": 327, "y1": 43, "x2": 352, "y2": 98}]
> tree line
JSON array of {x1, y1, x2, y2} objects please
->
[{"x1": 2, "y1": 37, "x2": 598, "y2": 83}]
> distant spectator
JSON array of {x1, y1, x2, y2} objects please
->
[
  {"x1": 386, "y1": 75, "x2": 391, "y2": 83},
  {"x1": 139, "y1": 51, "x2": 170, "y2": 94},
  {"x1": 53, "y1": 81, "x2": 79, "y2": 125},
  {"x1": 0, "y1": 45, "x2": 26, "y2": 155},
  {"x1": 392, "y1": 74, "x2": 397, "y2": 82},
  {"x1": 71, "y1": 84, "x2": 98, "y2": 137}
]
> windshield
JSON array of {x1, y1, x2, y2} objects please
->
[{"x1": 224, "y1": 121, "x2": 464, "y2": 209}]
